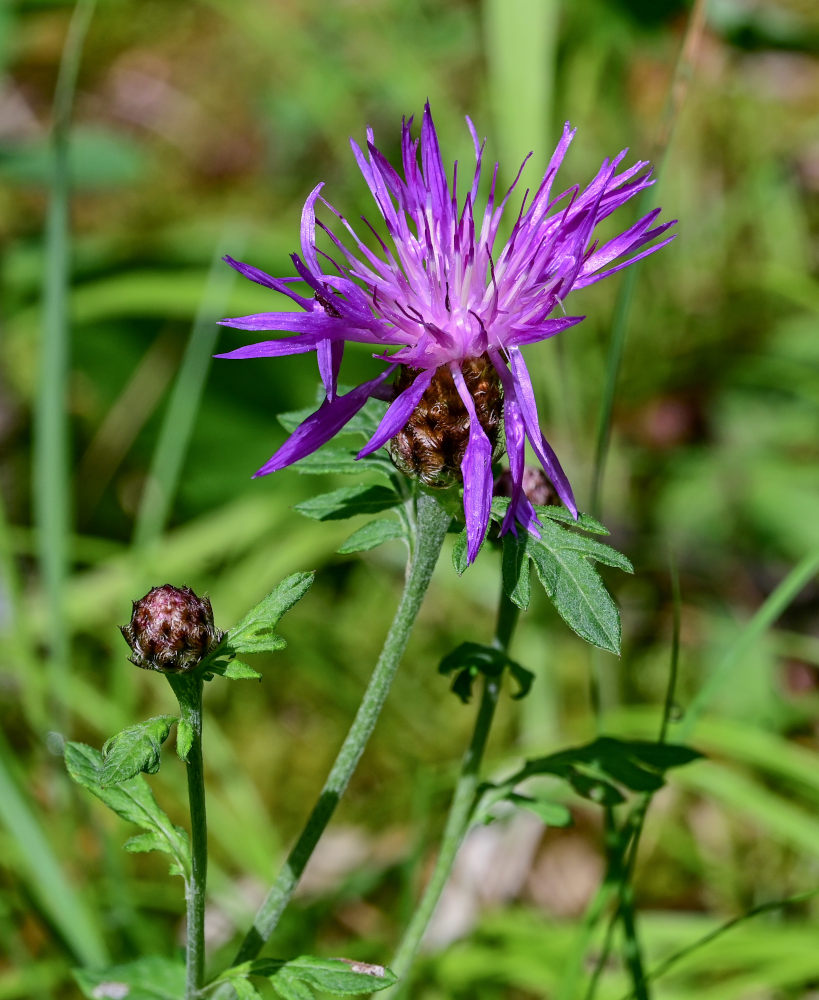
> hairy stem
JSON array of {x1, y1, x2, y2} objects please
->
[
  {"x1": 167, "y1": 673, "x2": 208, "y2": 998},
  {"x1": 232, "y1": 492, "x2": 451, "y2": 964},
  {"x1": 384, "y1": 591, "x2": 519, "y2": 995}
]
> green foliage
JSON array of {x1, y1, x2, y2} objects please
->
[
  {"x1": 100, "y1": 716, "x2": 177, "y2": 785},
  {"x1": 515, "y1": 736, "x2": 702, "y2": 806},
  {"x1": 503, "y1": 792, "x2": 573, "y2": 828},
  {"x1": 5, "y1": 0, "x2": 819, "y2": 992},
  {"x1": 293, "y1": 485, "x2": 401, "y2": 522},
  {"x1": 219, "y1": 956, "x2": 398, "y2": 1000},
  {"x1": 491, "y1": 499, "x2": 632, "y2": 653},
  {"x1": 74, "y1": 955, "x2": 185, "y2": 1000},
  {"x1": 64, "y1": 742, "x2": 191, "y2": 878},
  {"x1": 176, "y1": 717, "x2": 195, "y2": 761},
  {"x1": 438, "y1": 641, "x2": 534, "y2": 704},
  {"x1": 204, "y1": 572, "x2": 315, "y2": 677},
  {"x1": 337, "y1": 517, "x2": 407, "y2": 554}
]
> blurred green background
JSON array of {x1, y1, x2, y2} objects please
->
[{"x1": 2, "y1": 0, "x2": 819, "y2": 997}]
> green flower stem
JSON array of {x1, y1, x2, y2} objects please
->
[
  {"x1": 232, "y1": 492, "x2": 451, "y2": 964},
  {"x1": 384, "y1": 590, "x2": 519, "y2": 995},
  {"x1": 167, "y1": 673, "x2": 208, "y2": 999}
]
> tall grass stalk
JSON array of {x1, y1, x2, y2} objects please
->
[
  {"x1": 590, "y1": 0, "x2": 708, "y2": 516},
  {"x1": 679, "y1": 545, "x2": 819, "y2": 740},
  {"x1": 482, "y1": 0, "x2": 559, "y2": 171},
  {"x1": 0, "y1": 728, "x2": 108, "y2": 966},
  {"x1": 33, "y1": 0, "x2": 96, "y2": 722},
  {"x1": 582, "y1": 560, "x2": 682, "y2": 999},
  {"x1": 133, "y1": 227, "x2": 244, "y2": 549}
]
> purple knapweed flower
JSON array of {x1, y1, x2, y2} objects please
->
[{"x1": 217, "y1": 104, "x2": 675, "y2": 563}]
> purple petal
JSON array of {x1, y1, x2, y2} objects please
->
[
  {"x1": 451, "y1": 364, "x2": 493, "y2": 564},
  {"x1": 254, "y1": 368, "x2": 395, "y2": 477},
  {"x1": 218, "y1": 311, "x2": 341, "y2": 333},
  {"x1": 357, "y1": 367, "x2": 435, "y2": 458},
  {"x1": 498, "y1": 390, "x2": 540, "y2": 538},
  {"x1": 574, "y1": 233, "x2": 677, "y2": 289},
  {"x1": 300, "y1": 183, "x2": 324, "y2": 273},
  {"x1": 223, "y1": 256, "x2": 313, "y2": 310},
  {"x1": 317, "y1": 338, "x2": 344, "y2": 400},
  {"x1": 506, "y1": 315, "x2": 585, "y2": 349},
  {"x1": 216, "y1": 331, "x2": 328, "y2": 359},
  {"x1": 421, "y1": 102, "x2": 449, "y2": 219},
  {"x1": 494, "y1": 349, "x2": 577, "y2": 518},
  {"x1": 218, "y1": 310, "x2": 386, "y2": 347}
]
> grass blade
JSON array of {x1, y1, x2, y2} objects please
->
[
  {"x1": 679, "y1": 546, "x2": 819, "y2": 739},
  {"x1": 0, "y1": 730, "x2": 108, "y2": 966},
  {"x1": 590, "y1": 0, "x2": 708, "y2": 515},
  {"x1": 33, "y1": 0, "x2": 97, "y2": 720},
  {"x1": 132, "y1": 226, "x2": 244, "y2": 548}
]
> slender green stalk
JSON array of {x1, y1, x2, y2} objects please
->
[
  {"x1": 34, "y1": 0, "x2": 96, "y2": 721},
  {"x1": 133, "y1": 226, "x2": 244, "y2": 549},
  {"x1": 679, "y1": 545, "x2": 819, "y2": 741},
  {"x1": 383, "y1": 592, "x2": 519, "y2": 997},
  {"x1": 619, "y1": 889, "x2": 819, "y2": 999},
  {"x1": 0, "y1": 728, "x2": 109, "y2": 966},
  {"x1": 232, "y1": 493, "x2": 451, "y2": 963},
  {"x1": 582, "y1": 558, "x2": 683, "y2": 999},
  {"x1": 167, "y1": 673, "x2": 208, "y2": 998},
  {"x1": 590, "y1": 0, "x2": 707, "y2": 517}
]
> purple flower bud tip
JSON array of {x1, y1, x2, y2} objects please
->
[
  {"x1": 494, "y1": 466, "x2": 558, "y2": 508},
  {"x1": 120, "y1": 585, "x2": 224, "y2": 673}
]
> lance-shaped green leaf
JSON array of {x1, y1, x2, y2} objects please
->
[
  {"x1": 451, "y1": 527, "x2": 469, "y2": 575},
  {"x1": 293, "y1": 447, "x2": 367, "y2": 476},
  {"x1": 74, "y1": 955, "x2": 185, "y2": 1000},
  {"x1": 489, "y1": 500, "x2": 631, "y2": 651},
  {"x1": 100, "y1": 716, "x2": 177, "y2": 786},
  {"x1": 511, "y1": 736, "x2": 702, "y2": 807},
  {"x1": 228, "y1": 980, "x2": 264, "y2": 1000},
  {"x1": 534, "y1": 504, "x2": 611, "y2": 535},
  {"x1": 220, "y1": 956, "x2": 398, "y2": 999},
  {"x1": 292, "y1": 446, "x2": 395, "y2": 480},
  {"x1": 490, "y1": 497, "x2": 611, "y2": 536},
  {"x1": 215, "y1": 571, "x2": 314, "y2": 658},
  {"x1": 65, "y1": 742, "x2": 190, "y2": 878},
  {"x1": 528, "y1": 535, "x2": 623, "y2": 654},
  {"x1": 502, "y1": 531, "x2": 531, "y2": 610},
  {"x1": 537, "y1": 518, "x2": 633, "y2": 573},
  {"x1": 506, "y1": 792, "x2": 573, "y2": 827},
  {"x1": 294, "y1": 485, "x2": 401, "y2": 522},
  {"x1": 338, "y1": 517, "x2": 406, "y2": 554}
]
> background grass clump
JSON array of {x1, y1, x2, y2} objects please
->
[{"x1": 1, "y1": 0, "x2": 819, "y2": 997}]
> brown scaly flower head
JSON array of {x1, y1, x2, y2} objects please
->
[
  {"x1": 120, "y1": 585, "x2": 224, "y2": 673},
  {"x1": 390, "y1": 354, "x2": 504, "y2": 488}
]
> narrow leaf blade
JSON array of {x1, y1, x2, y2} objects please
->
[
  {"x1": 338, "y1": 517, "x2": 405, "y2": 554},
  {"x1": 293, "y1": 485, "x2": 400, "y2": 522}
]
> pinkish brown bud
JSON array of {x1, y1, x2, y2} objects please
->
[
  {"x1": 494, "y1": 465, "x2": 558, "y2": 507},
  {"x1": 120, "y1": 585, "x2": 224, "y2": 673}
]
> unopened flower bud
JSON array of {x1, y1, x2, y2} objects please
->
[
  {"x1": 494, "y1": 465, "x2": 558, "y2": 507},
  {"x1": 120, "y1": 585, "x2": 223, "y2": 673}
]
